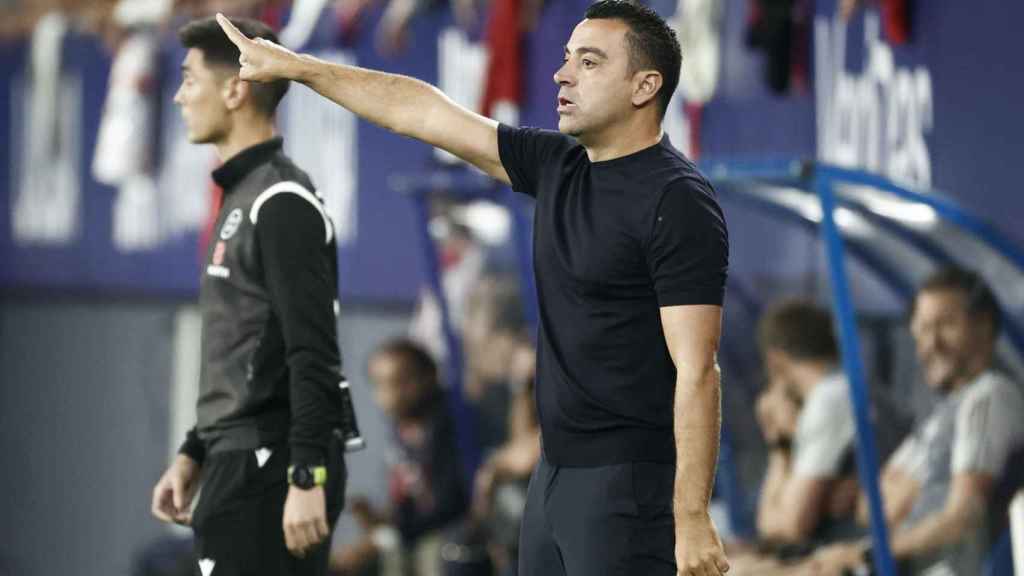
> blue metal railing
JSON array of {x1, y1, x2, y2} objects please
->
[
  {"x1": 816, "y1": 170, "x2": 899, "y2": 576},
  {"x1": 816, "y1": 165, "x2": 1024, "y2": 273}
]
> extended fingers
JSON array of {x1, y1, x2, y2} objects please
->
[{"x1": 216, "y1": 13, "x2": 253, "y2": 47}]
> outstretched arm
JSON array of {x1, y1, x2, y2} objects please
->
[{"x1": 216, "y1": 14, "x2": 509, "y2": 184}]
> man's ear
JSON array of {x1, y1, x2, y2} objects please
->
[
  {"x1": 631, "y1": 69, "x2": 663, "y2": 108},
  {"x1": 221, "y1": 74, "x2": 250, "y2": 112}
]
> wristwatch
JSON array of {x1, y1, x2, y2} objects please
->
[{"x1": 288, "y1": 465, "x2": 327, "y2": 489}]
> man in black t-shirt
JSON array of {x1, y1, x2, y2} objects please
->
[{"x1": 217, "y1": 1, "x2": 730, "y2": 574}]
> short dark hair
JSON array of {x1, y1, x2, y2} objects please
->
[
  {"x1": 584, "y1": 0, "x2": 681, "y2": 119},
  {"x1": 372, "y1": 338, "x2": 440, "y2": 392},
  {"x1": 914, "y1": 266, "x2": 1001, "y2": 337},
  {"x1": 177, "y1": 16, "x2": 289, "y2": 117},
  {"x1": 758, "y1": 299, "x2": 839, "y2": 363}
]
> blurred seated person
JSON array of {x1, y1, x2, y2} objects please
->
[
  {"x1": 332, "y1": 339, "x2": 469, "y2": 576},
  {"x1": 461, "y1": 274, "x2": 531, "y2": 455},
  {"x1": 758, "y1": 300, "x2": 862, "y2": 547},
  {"x1": 472, "y1": 369, "x2": 541, "y2": 575},
  {"x1": 806, "y1": 267, "x2": 1024, "y2": 575},
  {"x1": 729, "y1": 300, "x2": 862, "y2": 574}
]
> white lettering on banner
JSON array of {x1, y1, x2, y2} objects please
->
[
  {"x1": 11, "y1": 74, "x2": 82, "y2": 245},
  {"x1": 281, "y1": 50, "x2": 357, "y2": 247},
  {"x1": 815, "y1": 12, "x2": 933, "y2": 187},
  {"x1": 436, "y1": 27, "x2": 489, "y2": 164}
]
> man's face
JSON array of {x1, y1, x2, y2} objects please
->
[
  {"x1": 553, "y1": 18, "x2": 637, "y2": 138},
  {"x1": 764, "y1": 348, "x2": 801, "y2": 401},
  {"x1": 759, "y1": 349, "x2": 801, "y2": 440},
  {"x1": 368, "y1": 353, "x2": 416, "y2": 420},
  {"x1": 173, "y1": 48, "x2": 231, "y2": 144},
  {"x1": 910, "y1": 289, "x2": 989, "y2": 393}
]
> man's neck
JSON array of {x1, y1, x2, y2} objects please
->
[
  {"x1": 948, "y1": 359, "x2": 992, "y2": 394},
  {"x1": 215, "y1": 117, "x2": 276, "y2": 163},
  {"x1": 581, "y1": 114, "x2": 663, "y2": 163}
]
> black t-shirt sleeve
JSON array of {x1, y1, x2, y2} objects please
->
[
  {"x1": 646, "y1": 177, "x2": 729, "y2": 307},
  {"x1": 255, "y1": 191, "x2": 343, "y2": 467},
  {"x1": 497, "y1": 123, "x2": 574, "y2": 197}
]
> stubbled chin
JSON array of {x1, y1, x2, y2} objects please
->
[
  {"x1": 187, "y1": 129, "x2": 213, "y2": 145},
  {"x1": 558, "y1": 118, "x2": 581, "y2": 136}
]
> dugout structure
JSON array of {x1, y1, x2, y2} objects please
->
[{"x1": 395, "y1": 160, "x2": 1024, "y2": 576}]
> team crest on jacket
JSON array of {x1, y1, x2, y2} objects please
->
[{"x1": 219, "y1": 208, "x2": 243, "y2": 240}]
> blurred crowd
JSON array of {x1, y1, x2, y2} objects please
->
[
  {"x1": 0, "y1": 1, "x2": 263, "y2": 45},
  {"x1": 0, "y1": 0, "x2": 542, "y2": 57},
  {"x1": 0, "y1": 0, "x2": 903, "y2": 94},
  {"x1": 329, "y1": 233, "x2": 541, "y2": 576}
]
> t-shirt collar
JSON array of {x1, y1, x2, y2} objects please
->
[
  {"x1": 589, "y1": 133, "x2": 671, "y2": 169},
  {"x1": 951, "y1": 368, "x2": 996, "y2": 398}
]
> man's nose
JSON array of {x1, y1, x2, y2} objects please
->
[{"x1": 553, "y1": 62, "x2": 574, "y2": 86}]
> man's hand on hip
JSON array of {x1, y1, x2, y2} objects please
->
[
  {"x1": 151, "y1": 454, "x2": 200, "y2": 525},
  {"x1": 283, "y1": 485, "x2": 330, "y2": 557},
  {"x1": 676, "y1": 511, "x2": 730, "y2": 576}
]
